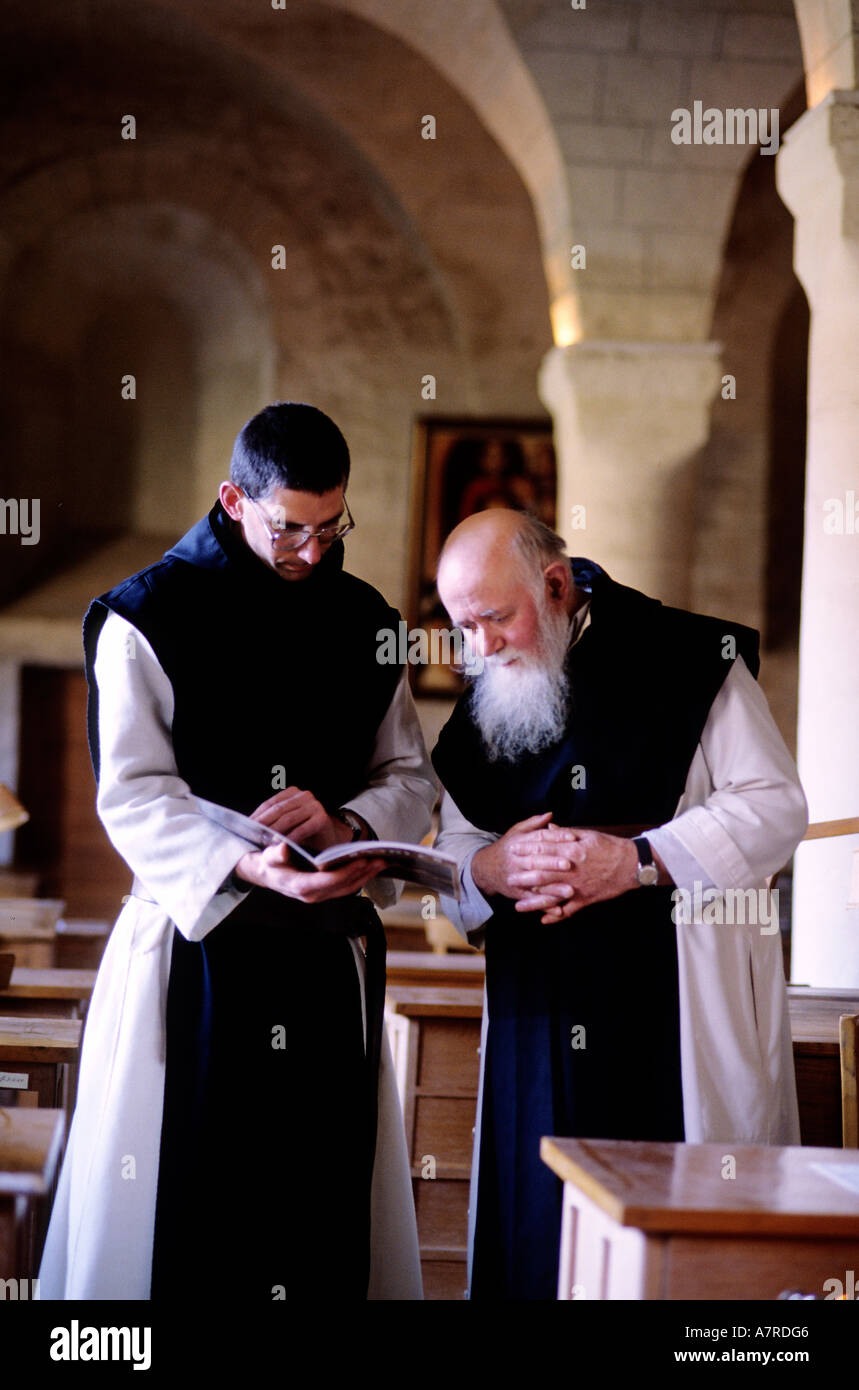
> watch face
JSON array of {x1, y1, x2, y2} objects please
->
[{"x1": 638, "y1": 864, "x2": 659, "y2": 886}]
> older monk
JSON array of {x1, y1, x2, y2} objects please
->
[{"x1": 432, "y1": 509, "x2": 807, "y2": 1301}]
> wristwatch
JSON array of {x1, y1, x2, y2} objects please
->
[
  {"x1": 337, "y1": 809, "x2": 365, "y2": 842},
  {"x1": 632, "y1": 836, "x2": 659, "y2": 887}
]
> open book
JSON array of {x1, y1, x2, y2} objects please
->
[{"x1": 193, "y1": 796, "x2": 460, "y2": 899}]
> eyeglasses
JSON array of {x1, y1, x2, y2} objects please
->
[{"x1": 240, "y1": 490, "x2": 355, "y2": 551}]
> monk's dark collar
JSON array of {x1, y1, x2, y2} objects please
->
[{"x1": 164, "y1": 500, "x2": 346, "y2": 599}]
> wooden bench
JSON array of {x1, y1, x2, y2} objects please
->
[
  {"x1": 541, "y1": 1136, "x2": 859, "y2": 1301},
  {"x1": 54, "y1": 919, "x2": 111, "y2": 972},
  {"x1": 0, "y1": 967, "x2": 97, "y2": 1021},
  {"x1": 384, "y1": 985, "x2": 483, "y2": 1301},
  {"x1": 378, "y1": 889, "x2": 471, "y2": 954},
  {"x1": 839, "y1": 1012, "x2": 858, "y2": 1148},
  {"x1": 386, "y1": 950, "x2": 484, "y2": 990},
  {"x1": 378, "y1": 978, "x2": 859, "y2": 1297},
  {"x1": 0, "y1": 1016, "x2": 82, "y2": 1115},
  {"x1": 788, "y1": 987, "x2": 859, "y2": 1147},
  {"x1": 0, "y1": 870, "x2": 39, "y2": 898},
  {"x1": 0, "y1": 1107, "x2": 65, "y2": 1282},
  {"x1": 0, "y1": 899, "x2": 64, "y2": 970}
]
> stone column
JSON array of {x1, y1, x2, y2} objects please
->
[
  {"x1": 777, "y1": 92, "x2": 859, "y2": 987},
  {"x1": 538, "y1": 340, "x2": 722, "y2": 607}
]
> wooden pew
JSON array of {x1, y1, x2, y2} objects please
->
[
  {"x1": 0, "y1": 1016, "x2": 82, "y2": 1115},
  {"x1": 379, "y1": 979, "x2": 858, "y2": 1298},
  {"x1": 0, "y1": 869, "x2": 39, "y2": 898},
  {"x1": 840, "y1": 1013, "x2": 858, "y2": 1148},
  {"x1": 386, "y1": 950, "x2": 484, "y2": 990},
  {"x1": 378, "y1": 891, "x2": 435, "y2": 952},
  {"x1": 541, "y1": 1136, "x2": 859, "y2": 1301},
  {"x1": 385, "y1": 985, "x2": 482, "y2": 1300},
  {"x1": 54, "y1": 919, "x2": 111, "y2": 972},
  {"x1": 378, "y1": 889, "x2": 472, "y2": 954},
  {"x1": 0, "y1": 900, "x2": 64, "y2": 970},
  {"x1": 0, "y1": 967, "x2": 97, "y2": 1021},
  {"x1": 0, "y1": 1107, "x2": 65, "y2": 1283},
  {"x1": 788, "y1": 987, "x2": 859, "y2": 1147}
]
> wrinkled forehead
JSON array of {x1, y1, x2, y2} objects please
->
[{"x1": 437, "y1": 546, "x2": 529, "y2": 619}]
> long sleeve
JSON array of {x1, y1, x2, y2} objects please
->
[
  {"x1": 94, "y1": 611, "x2": 438, "y2": 930},
  {"x1": 340, "y1": 669, "x2": 438, "y2": 843},
  {"x1": 93, "y1": 610, "x2": 253, "y2": 941},
  {"x1": 434, "y1": 655, "x2": 808, "y2": 938},
  {"x1": 646, "y1": 656, "x2": 808, "y2": 891},
  {"x1": 340, "y1": 669, "x2": 439, "y2": 908},
  {"x1": 435, "y1": 791, "x2": 498, "y2": 940}
]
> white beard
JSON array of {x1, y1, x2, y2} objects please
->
[{"x1": 470, "y1": 597, "x2": 573, "y2": 763}]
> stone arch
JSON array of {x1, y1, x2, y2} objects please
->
[
  {"x1": 689, "y1": 82, "x2": 808, "y2": 740},
  {"x1": 112, "y1": 0, "x2": 556, "y2": 384},
  {"x1": 319, "y1": 0, "x2": 577, "y2": 333},
  {"x1": 0, "y1": 0, "x2": 555, "y2": 606},
  {"x1": 0, "y1": 189, "x2": 276, "y2": 603},
  {"x1": 765, "y1": 283, "x2": 809, "y2": 656},
  {"x1": 494, "y1": 0, "x2": 808, "y2": 344}
]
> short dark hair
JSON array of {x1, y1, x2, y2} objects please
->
[{"x1": 229, "y1": 402, "x2": 350, "y2": 497}]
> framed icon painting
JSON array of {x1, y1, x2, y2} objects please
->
[{"x1": 407, "y1": 416, "x2": 557, "y2": 697}]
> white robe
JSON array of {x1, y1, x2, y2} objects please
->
[
  {"x1": 436, "y1": 633, "x2": 809, "y2": 1274},
  {"x1": 40, "y1": 611, "x2": 438, "y2": 1300}
]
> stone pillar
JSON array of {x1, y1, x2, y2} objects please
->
[
  {"x1": 538, "y1": 340, "x2": 722, "y2": 606},
  {"x1": 776, "y1": 92, "x2": 859, "y2": 986}
]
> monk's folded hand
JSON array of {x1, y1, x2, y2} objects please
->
[
  {"x1": 513, "y1": 829, "x2": 640, "y2": 924},
  {"x1": 248, "y1": 786, "x2": 349, "y2": 851},
  {"x1": 471, "y1": 811, "x2": 584, "y2": 903},
  {"x1": 233, "y1": 844, "x2": 385, "y2": 903}
]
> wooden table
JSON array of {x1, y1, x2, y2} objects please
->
[
  {"x1": 788, "y1": 987, "x2": 859, "y2": 1146},
  {"x1": 386, "y1": 951, "x2": 484, "y2": 990},
  {"x1": 0, "y1": 967, "x2": 96, "y2": 1020},
  {"x1": 0, "y1": 1107, "x2": 65, "y2": 1281},
  {"x1": 385, "y1": 985, "x2": 483, "y2": 1300},
  {"x1": 0, "y1": 900, "x2": 64, "y2": 969},
  {"x1": 0, "y1": 929, "x2": 56, "y2": 970},
  {"x1": 0, "y1": 1015, "x2": 82, "y2": 1112},
  {"x1": 54, "y1": 919, "x2": 111, "y2": 971},
  {"x1": 379, "y1": 888, "x2": 471, "y2": 954},
  {"x1": 541, "y1": 1137, "x2": 859, "y2": 1301},
  {"x1": 0, "y1": 869, "x2": 39, "y2": 898}
]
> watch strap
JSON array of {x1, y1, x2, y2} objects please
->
[
  {"x1": 338, "y1": 809, "x2": 365, "y2": 842},
  {"x1": 632, "y1": 836, "x2": 659, "y2": 886},
  {"x1": 632, "y1": 836, "x2": 653, "y2": 865}
]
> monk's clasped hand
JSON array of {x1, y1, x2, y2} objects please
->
[
  {"x1": 514, "y1": 828, "x2": 640, "y2": 925},
  {"x1": 471, "y1": 811, "x2": 584, "y2": 904}
]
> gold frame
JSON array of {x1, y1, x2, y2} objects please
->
[{"x1": 407, "y1": 416, "x2": 557, "y2": 698}]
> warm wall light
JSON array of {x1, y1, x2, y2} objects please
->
[
  {"x1": 549, "y1": 293, "x2": 584, "y2": 347},
  {"x1": 0, "y1": 785, "x2": 28, "y2": 833}
]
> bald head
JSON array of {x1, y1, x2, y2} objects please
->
[
  {"x1": 437, "y1": 509, "x2": 576, "y2": 668},
  {"x1": 437, "y1": 510, "x2": 577, "y2": 759},
  {"x1": 438, "y1": 508, "x2": 574, "y2": 622},
  {"x1": 438, "y1": 509, "x2": 527, "y2": 579},
  {"x1": 437, "y1": 511, "x2": 523, "y2": 608}
]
